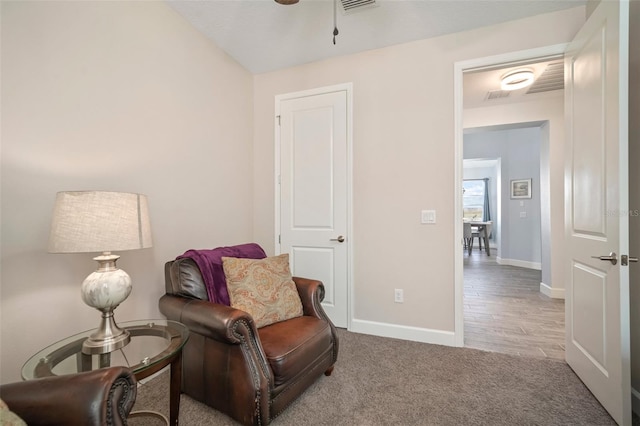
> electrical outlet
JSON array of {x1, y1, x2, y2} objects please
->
[{"x1": 394, "y1": 289, "x2": 404, "y2": 303}]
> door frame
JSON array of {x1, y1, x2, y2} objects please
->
[
  {"x1": 453, "y1": 44, "x2": 568, "y2": 346},
  {"x1": 274, "y1": 82, "x2": 354, "y2": 330}
]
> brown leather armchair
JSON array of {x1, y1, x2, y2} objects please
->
[
  {"x1": 159, "y1": 257, "x2": 339, "y2": 426},
  {"x1": 0, "y1": 366, "x2": 137, "y2": 426}
]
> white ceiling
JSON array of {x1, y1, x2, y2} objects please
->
[
  {"x1": 167, "y1": 1, "x2": 582, "y2": 109},
  {"x1": 167, "y1": 0, "x2": 586, "y2": 75}
]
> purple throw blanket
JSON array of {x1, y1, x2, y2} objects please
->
[{"x1": 177, "y1": 243, "x2": 267, "y2": 305}]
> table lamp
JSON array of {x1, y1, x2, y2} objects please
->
[{"x1": 48, "y1": 191, "x2": 153, "y2": 354}]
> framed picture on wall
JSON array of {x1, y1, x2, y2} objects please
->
[{"x1": 510, "y1": 178, "x2": 532, "y2": 199}]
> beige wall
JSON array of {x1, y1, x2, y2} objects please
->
[
  {"x1": 0, "y1": 1, "x2": 254, "y2": 383},
  {"x1": 586, "y1": 0, "x2": 602, "y2": 18},
  {"x1": 253, "y1": 8, "x2": 585, "y2": 336}
]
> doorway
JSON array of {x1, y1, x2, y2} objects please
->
[
  {"x1": 453, "y1": 44, "x2": 568, "y2": 350},
  {"x1": 462, "y1": 124, "x2": 564, "y2": 359}
]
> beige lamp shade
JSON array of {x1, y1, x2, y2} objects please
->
[{"x1": 48, "y1": 191, "x2": 152, "y2": 253}]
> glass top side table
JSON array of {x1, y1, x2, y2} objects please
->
[{"x1": 22, "y1": 319, "x2": 189, "y2": 426}]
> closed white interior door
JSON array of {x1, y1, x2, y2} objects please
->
[
  {"x1": 277, "y1": 86, "x2": 350, "y2": 328},
  {"x1": 564, "y1": 1, "x2": 631, "y2": 424}
]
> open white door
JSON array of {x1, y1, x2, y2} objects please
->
[
  {"x1": 277, "y1": 85, "x2": 351, "y2": 328},
  {"x1": 564, "y1": 1, "x2": 631, "y2": 424}
]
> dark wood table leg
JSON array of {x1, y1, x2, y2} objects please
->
[
  {"x1": 169, "y1": 351, "x2": 183, "y2": 426},
  {"x1": 484, "y1": 229, "x2": 490, "y2": 256}
]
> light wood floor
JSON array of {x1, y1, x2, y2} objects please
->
[{"x1": 463, "y1": 247, "x2": 566, "y2": 361}]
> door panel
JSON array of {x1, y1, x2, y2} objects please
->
[
  {"x1": 571, "y1": 262, "x2": 606, "y2": 370},
  {"x1": 279, "y1": 89, "x2": 349, "y2": 328},
  {"x1": 291, "y1": 247, "x2": 336, "y2": 307},
  {"x1": 292, "y1": 107, "x2": 335, "y2": 228},
  {"x1": 571, "y1": 27, "x2": 606, "y2": 235},
  {"x1": 565, "y1": 1, "x2": 631, "y2": 424}
]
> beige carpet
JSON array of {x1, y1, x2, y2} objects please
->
[{"x1": 131, "y1": 329, "x2": 623, "y2": 425}]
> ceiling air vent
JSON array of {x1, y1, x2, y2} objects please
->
[
  {"x1": 526, "y1": 62, "x2": 564, "y2": 94},
  {"x1": 340, "y1": 0, "x2": 378, "y2": 14},
  {"x1": 485, "y1": 90, "x2": 510, "y2": 101}
]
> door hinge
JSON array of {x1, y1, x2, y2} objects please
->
[
  {"x1": 276, "y1": 115, "x2": 281, "y2": 126},
  {"x1": 279, "y1": 235, "x2": 281, "y2": 244},
  {"x1": 277, "y1": 175, "x2": 281, "y2": 184}
]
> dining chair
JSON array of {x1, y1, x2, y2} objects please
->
[
  {"x1": 472, "y1": 221, "x2": 493, "y2": 255},
  {"x1": 471, "y1": 225, "x2": 482, "y2": 251},
  {"x1": 463, "y1": 222, "x2": 472, "y2": 255}
]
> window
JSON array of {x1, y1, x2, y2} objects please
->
[{"x1": 463, "y1": 179, "x2": 485, "y2": 220}]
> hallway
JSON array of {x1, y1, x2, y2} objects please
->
[{"x1": 463, "y1": 248, "x2": 565, "y2": 360}]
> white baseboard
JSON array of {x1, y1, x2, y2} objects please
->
[
  {"x1": 539, "y1": 282, "x2": 565, "y2": 299},
  {"x1": 350, "y1": 318, "x2": 457, "y2": 347},
  {"x1": 633, "y1": 386, "x2": 640, "y2": 416},
  {"x1": 496, "y1": 256, "x2": 541, "y2": 270}
]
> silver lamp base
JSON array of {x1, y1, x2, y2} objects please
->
[{"x1": 82, "y1": 310, "x2": 130, "y2": 355}]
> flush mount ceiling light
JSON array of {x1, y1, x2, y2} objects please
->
[{"x1": 501, "y1": 69, "x2": 535, "y2": 91}]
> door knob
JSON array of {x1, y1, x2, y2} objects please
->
[
  {"x1": 591, "y1": 252, "x2": 617, "y2": 265},
  {"x1": 330, "y1": 235, "x2": 345, "y2": 243},
  {"x1": 621, "y1": 255, "x2": 638, "y2": 266}
]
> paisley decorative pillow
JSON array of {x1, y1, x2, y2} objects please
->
[
  {"x1": 0, "y1": 399, "x2": 27, "y2": 426},
  {"x1": 222, "y1": 254, "x2": 303, "y2": 328}
]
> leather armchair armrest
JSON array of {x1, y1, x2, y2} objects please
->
[
  {"x1": 0, "y1": 367, "x2": 136, "y2": 426},
  {"x1": 159, "y1": 294, "x2": 274, "y2": 394},
  {"x1": 159, "y1": 294, "x2": 257, "y2": 344},
  {"x1": 293, "y1": 277, "x2": 326, "y2": 318},
  {"x1": 293, "y1": 276, "x2": 339, "y2": 364}
]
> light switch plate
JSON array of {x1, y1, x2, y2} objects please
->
[{"x1": 421, "y1": 210, "x2": 436, "y2": 224}]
